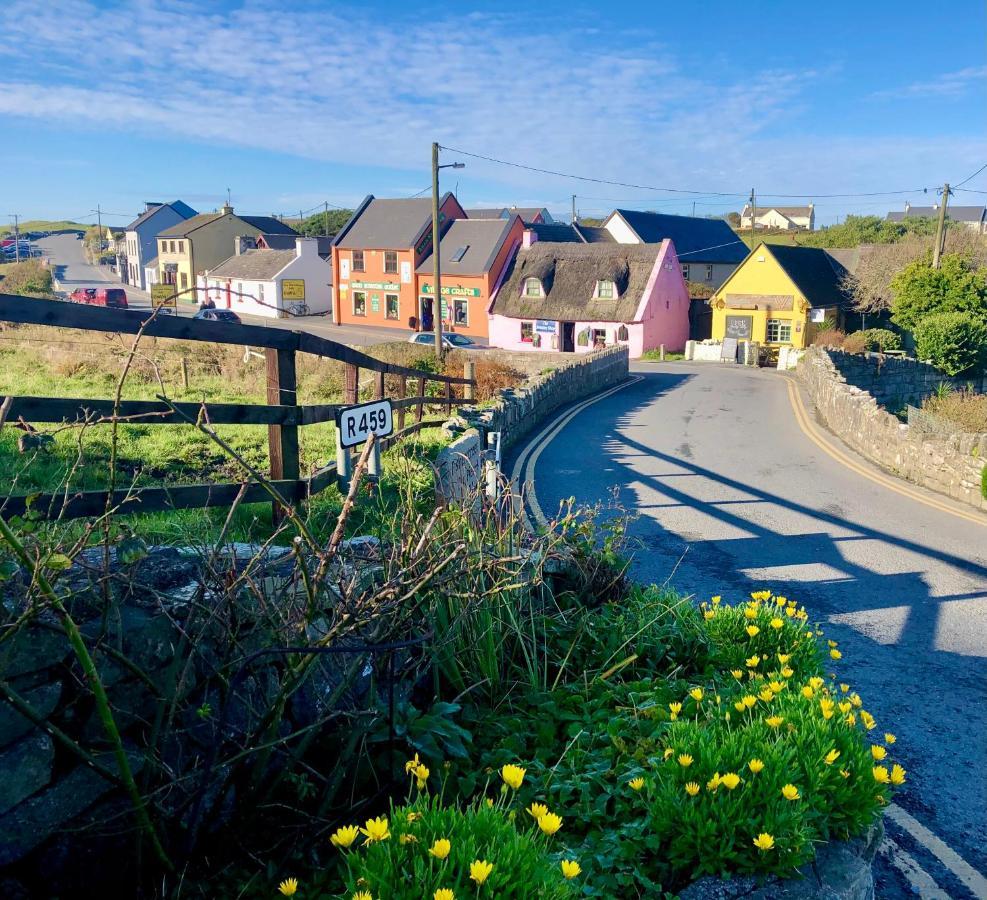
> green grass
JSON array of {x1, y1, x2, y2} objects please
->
[
  {"x1": 639, "y1": 350, "x2": 685, "y2": 362},
  {"x1": 0, "y1": 219, "x2": 87, "y2": 236}
]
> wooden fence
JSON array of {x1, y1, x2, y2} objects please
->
[{"x1": 0, "y1": 293, "x2": 474, "y2": 521}]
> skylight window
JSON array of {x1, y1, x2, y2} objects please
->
[{"x1": 451, "y1": 245, "x2": 469, "y2": 263}]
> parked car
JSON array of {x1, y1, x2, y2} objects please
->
[
  {"x1": 193, "y1": 308, "x2": 241, "y2": 324},
  {"x1": 68, "y1": 287, "x2": 128, "y2": 308},
  {"x1": 408, "y1": 332, "x2": 481, "y2": 349}
]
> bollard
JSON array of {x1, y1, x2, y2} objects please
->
[
  {"x1": 659, "y1": 344, "x2": 665, "y2": 361},
  {"x1": 464, "y1": 360, "x2": 475, "y2": 402}
]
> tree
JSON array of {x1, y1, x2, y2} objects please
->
[
  {"x1": 913, "y1": 312, "x2": 987, "y2": 375},
  {"x1": 725, "y1": 211, "x2": 741, "y2": 227},
  {"x1": 296, "y1": 210, "x2": 353, "y2": 237},
  {"x1": 890, "y1": 254, "x2": 987, "y2": 330}
]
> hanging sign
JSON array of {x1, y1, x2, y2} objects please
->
[{"x1": 535, "y1": 319, "x2": 556, "y2": 333}]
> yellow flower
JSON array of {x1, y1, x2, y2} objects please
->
[
  {"x1": 840, "y1": 683, "x2": 850, "y2": 693},
  {"x1": 824, "y1": 749, "x2": 841, "y2": 765},
  {"x1": 753, "y1": 833, "x2": 775, "y2": 851},
  {"x1": 669, "y1": 702, "x2": 682, "y2": 716},
  {"x1": 434, "y1": 890, "x2": 455, "y2": 900},
  {"x1": 527, "y1": 802, "x2": 548, "y2": 820},
  {"x1": 731, "y1": 669, "x2": 744, "y2": 679},
  {"x1": 780, "y1": 666, "x2": 795, "y2": 678},
  {"x1": 538, "y1": 812, "x2": 563, "y2": 836},
  {"x1": 406, "y1": 811, "x2": 422, "y2": 823},
  {"x1": 706, "y1": 772, "x2": 721, "y2": 791},
  {"x1": 501, "y1": 764, "x2": 526, "y2": 790},
  {"x1": 775, "y1": 595, "x2": 787, "y2": 605},
  {"x1": 689, "y1": 687, "x2": 704, "y2": 702},
  {"x1": 845, "y1": 712, "x2": 857, "y2": 726},
  {"x1": 414, "y1": 764, "x2": 430, "y2": 789},
  {"x1": 872, "y1": 766, "x2": 890, "y2": 784},
  {"x1": 330, "y1": 825, "x2": 359, "y2": 849},
  {"x1": 759, "y1": 688, "x2": 774, "y2": 702},
  {"x1": 360, "y1": 816, "x2": 390, "y2": 842},
  {"x1": 785, "y1": 606, "x2": 796, "y2": 617},
  {"x1": 678, "y1": 754, "x2": 694, "y2": 767},
  {"x1": 404, "y1": 753, "x2": 421, "y2": 774},
  {"x1": 820, "y1": 699, "x2": 835, "y2": 720},
  {"x1": 801, "y1": 686, "x2": 815, "y2": 699},
  {"x1": 770, "y1": 618, "x2": 784, "y2": 630},
  {"x1": 278, "y1": 879, "x2": 298, "y2": 897},
  {"x1": 765, "y1": 715, "x2": 784, "y2": 728},
  {"x1": 429, "y1": 839, "x2": 451, "y2": 860},
  {"x1": 742, "y1": 694, "x2": 757, "y2": 709},
  {"x1": 781, "y1": 784, "x2": 800, "y2": 801},
  {"x1": 704, "y1": 609, "x2": 716, "y2": 620},
  {"x1": 746, "y1": 625, "x2": 760, "y2": 637},
  {"x1": 871, "y1": 745, "x2": 887, "y2": 761},
  {"x1": 860, "y1": 711, "x2": 876, "y2": 730},
  {"x1": 838, "y1": 701, "x2": 852, "y2": 714},
  {"x1": 751, "y1": 590, "x2": 772, "y2": 601},
  {"x1": 830, "y1": 649, "x2": 842, "y2": 660},
  {"x1": 734, "y1": 701, "x2": 746, "y2": 712},
  {"x1": 778, "y1": 653, "x2": 791, "y2": 664},
  {"x1": 560, "y1": 860, "x2": 582, "y2": 879},
  {"x1": 663, "y1": 747, "x2": 675, "y2": 761},
  {"x1": 744, "y1": 605, "x2": 759, "y2": 619},
  {"x1": 768, "y1": 681, "x2": 784, "y2": 693},
  {"x1": 809, "y1": 677, "x2": 824, "y2": 690},
  {"x1": 485, "y1": 798, "x2": 494, "y2": 808},
  {"x1": 850, "y1": 693, "x2": 863, "y2": 709},
  {"x1": 748, "y1": 758, "x2": 765, "y2": 774},
  {"x1": 746, "y1": 655, "x2": 760, "y2": 667},
  {"x1": 685, "y1": 781, "x2": 701, "y2": 796},
  {"x1": 721, "y1": 772, "x2": 741, "y2": 790},
  {"x1": 890, "y1": 764, "x2": 907, "y2": 786},
  {"x1": 840, "y1": 769, "x2": 850, "y2": 779},
  {"x1": 885, "y1": 732, "x2": 897, "y2": 744},
  {"x1": 353, "y1": 893, "x2": 373, "y2": 900},
  {"x1": 399, "y1": 833, "x2": 417, "y2": 844},
  {"x1": 712, "y1": 595, "x2": 722, "y2": 605},
  {"x1": 628, "y1": 777, "x2": 645, "y2": 791},
  {"x1": 469, "y1": 860, "x2": 494, "y2": 885}
]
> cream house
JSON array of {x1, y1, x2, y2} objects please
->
[{"x1": 740, "y1": 204, "x2": 815, "y2": 231}]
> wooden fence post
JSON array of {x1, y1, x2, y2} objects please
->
[
  {"x1": 375, "y1": 370, "x2": 385, "y2": 400},
  {"x1": 416, "y1": 377, "x2": 426, "y2": 424},
  {"x1": 344, "y1": 364, "x2": 359, "y2": 405},
  {"x1": 181, "y1": 355, "x2": 189, "y2": 390},
  {"x1": 266, "y1": 347, "x2": 299, "y2": 523},
  {"x1": 464, "y1": 360, "x2": 475, "y2": 401},
  {"x1": 445, "y1": 379, "x2": 453, "y2": 413},
  {"x1": 397, "y1": 375, "x2": 407, "y2": 430}
]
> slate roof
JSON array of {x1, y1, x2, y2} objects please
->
[
  {"x1": 606, "y1": 210, "x2": 748, "y2": 264},
  {"x1": 157, "y1": 212, "x2": 297, "y2": 239},
  {"x1": 741, "y1": 205, "x2": 813, "y2": 218},
  {"x1": 335, "y1": 195, "x2": 460, "y2": 249},
  {"x1": 207, "y1": 249, "x2": 296, "y2": 280},
  {"x1": 257, "y1": 233, "x2": 332, "y2": 256},
  {"x1": 886, "y1": 205, "x2": 985, "y2": 224},
  {"x1": 491, "y1": 242, "x2": 664, "y2": 322},
  {"x1": 467, "y1": 207, "x2": 552, "y2": 224},
  {"x1": 126, "y1": 200, "x2": 197, "y2": 232},
  {"x1": 466, "y1": 208, "x2": 507, "y2": 219},
  {"x1": 574, "y1": 224, "x2": 616, "y2": 243},
  {"x1": 416, "y1": 217, "x2": 518, "y2": 276},
  {"x1": 529, "y1": 223, "x2": 584, "y2": 243},
  {"x1": 764, "y1": 244, "x2": 852, "y2": 309}
]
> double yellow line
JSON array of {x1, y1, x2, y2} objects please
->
[{"x1": 785, "y1": 378, "x2": 987, "y2": 527}]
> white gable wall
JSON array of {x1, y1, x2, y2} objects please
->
[{"x1": 604, "y1": 213, "x2": 642, "y2": 244}]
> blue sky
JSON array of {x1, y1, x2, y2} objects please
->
[{"x1": 1, "y1": 0, "x2": 985, "y2": 228}]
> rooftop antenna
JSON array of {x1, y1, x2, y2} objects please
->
[{"x1": 226, "y1": 187, "x2": 232, "y2": 206}]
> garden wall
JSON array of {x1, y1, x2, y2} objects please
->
[{"x1": 796, "y1": 347, "x2": 987, "y2": 511}]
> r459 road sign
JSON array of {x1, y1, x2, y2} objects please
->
[{"x1": 336, "y1": 399, "x2": 394, "y2": 449}]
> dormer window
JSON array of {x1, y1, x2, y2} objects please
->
[
  {"x1": 597, "y1": 279, "x2": 615, "y2": 299},
  {"x1": 524, "y1": 277, "x2": 543, "y2": 298}
]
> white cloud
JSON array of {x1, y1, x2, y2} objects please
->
[{"x1": 871, "y1": 65, "x2": 987, "y2": 100}]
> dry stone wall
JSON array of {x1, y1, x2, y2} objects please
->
[{"x1": 796, "y1": 348, "x2": 987, "y2": 512}]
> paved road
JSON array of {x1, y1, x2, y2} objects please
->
[
  {"x1": 35, "y1": 234, "x2": 426, "y2": 348},
  {"x1": 512, "y1": 361, "x2": 987, "y2": 899}
]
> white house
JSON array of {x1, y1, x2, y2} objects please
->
[
  {"x1": 740, "y1": 204, "x2": 815, "y2": 231},
  {"x1": 122, "y1": 200, "x2": 197, "y2": 290},
  {"x1": 886, "y1": 203, "x2": 987, "y2": 234},
  {"x1": 201, "y1": 237, "x2": 333, "y2": 318}
]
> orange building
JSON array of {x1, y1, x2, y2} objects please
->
[
  {"x1": 331, "y1": 194, "x2": 466, "y2": 331},
  {"x1": 415, "y1": 216, "x2": 524, "y2": 340}
]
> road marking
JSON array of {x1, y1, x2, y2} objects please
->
[
  {"x1": 510, "y1": 376, "x2": 643, "y2": 529},
  {"x1": 886, "y1": 804, "x2": 987, "y2": 898},
  {"x1": 880, "y1": 837, "x2": 953, "y2": 899},
  {"x1": 785, "y1": 378, "x2": 987, "y2": 528}
]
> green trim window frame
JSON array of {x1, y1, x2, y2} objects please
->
[
  {"x1": 352, "y1": 250, "x2": 365, "y2": 272},
  {"x1": 383, "y1": 250, "x2": 398, "y2": 274},
  {"x1": 766, "y1": 319, "x2": 792, "y2": 343},
  {"x1": 453, "y1": 298, "x2": 469, "y2": 326},
  {"x1": 353, "y1": 290, "x2": 367, "y2": 317},
  {"x1": 597, "y1": 279, "x2": 614, "y2": 299},
  {"x1": 385, "y1": 293, "x2": 399, "y2": 319}
]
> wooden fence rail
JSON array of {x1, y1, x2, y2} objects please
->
[{"x1": 0, "y1": 293, "x2": 473, "y2": 522}]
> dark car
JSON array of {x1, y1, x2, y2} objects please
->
[
  {"x1": 69, "y1": 287, "x2": 128, "y2": 308},
  {"x1": 193, "y1": 308, "x2": 241, "y2": 324}
]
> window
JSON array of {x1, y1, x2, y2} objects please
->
[
  {"x1": 705, "y1": 264, "x2": 714, "y2": 281},
  {"x1": 258, "y1": 283, "x2": 265, "y2": 304},
  {"x1": 453, "y1": 298, "x2": 469, "y2": 325},
  {"x1": 681, "y1": 264, "x2": 690, "y2": 279},
  {"x1": 766, "y1": 319, "x2": 792, "y2": 343},
  {"x1": 179, "y1": 272, "x2": 188, "y2": 290},
  {"x1": 236, "y1": 282, "x2": 243, "y2": 303},
  {"x1": 451, "y1": 245, "x2": 469, "y2": 263},
  {"x1": 170, "y1": 241, "x2": 176, "y2": 253},
  {"x1": 352, "y1": 250, "x2": 365, "y2": 272},
  {"x1": 385, "y1": 293, "x2": 399, "y2": 319},
  {"x1": 177, "y1": 241, "x2": 184, "y2": 253},
  {"x1": 383, "y1": 250, "x2": 398, "y2": 274},
  {"x1": 353, "y1": 290, "x2": 367, "y2": 316},
  {"x1": 520, "y1": 321, "x2": 534, "y2": 342},
  {"x1": 592, "y1": 328, "x2": 607, "y2": 347},
  {"x1": 597, "y1": 279, "x2": 615, "y2": 299},
  {"x1": 524, "y1": 278, "x2": 542, "y2": 298}
]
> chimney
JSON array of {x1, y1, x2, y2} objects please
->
[
  {"x1": 296, "y1": 237, "x2": 316, "y2": 257},
  {"x1": 234, "y1": 235, "x2": 254, "y2": 255},
  {"x1": 221, "y1": 203, "x2": 234, "y2": 215},
  {"x1": 145, "y1": 201, "x2": 163, "y2": 211},
  {"x1": 522, "y1": 227, "x2": 538, "y2": 249},
  {"x1": 904, "y1": 202, "x2": 910, "y2": 214}
]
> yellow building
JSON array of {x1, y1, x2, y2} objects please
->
[
  {"x1": 156, "y1": 205, "x2": 296, "y2": 302},
  {"x1": 710, "y1": 243, "x2": 849, "y2": 349}
]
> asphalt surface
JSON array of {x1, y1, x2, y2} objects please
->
[
  {"x1": 34, "y1": 234, "x2": 422, "y2": 347},
  {"x1": 511, "y1": 361, "x2": 987, "y2": 899}
]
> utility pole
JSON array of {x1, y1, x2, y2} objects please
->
[
  {"x1": 324, "y1": 201, "x2": 329, "y2": 237},
  {"x1": 572, "y1": 194, "x2": 577, "y2": 225},
  {"x1": 11, "y1": 214, "x2": 20, "y2": 262},
  {"x1": 431, "y1": 142, "x2": 444, "y2": 362},
  {"x1": 932, "y1": 183, "x2": 951, "y2": 269},
  {"x1": 748, "y1": 189, "x2": 756, "y2": 248},
  {"x1": 299, "y1": 209, "x2": 304, "y2": 230}
]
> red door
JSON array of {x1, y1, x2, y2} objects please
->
[{"x1": 226, "y1": 280, "x2": 232, "y2": 309}]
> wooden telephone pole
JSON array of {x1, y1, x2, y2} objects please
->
[
  {"x1": 748, "y1": 189, "x2": 756, "y2": 247},
  {"x1": 932, "y1": 183, "x2": 951, "y2": 269},
  {"x1": 572, "y1": 194, "x2": 577, "y2": 225},
  {"x1": 431, "y1": 142, "x2": 445, "y2": 362}
]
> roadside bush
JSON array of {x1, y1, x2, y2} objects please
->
[
  {"x1": 841, "y1": 332, "x2": 869, "y2": 354},
  {"x1": 810, "y1": 328, "x2": 845, "y2": 348},
  {"x1": 857, "y1": 328, "x2": 902, "y2": 352},
  {"x1": 0, "y1": 259, "x2": 53, "y2": 296},
  {"x1": 913, "y1": 311, "x2": 987, "y2": 375},
  {"x1": 891, "y1": 254, "x2": 987, "y2": 331},
  {"x1": 922, "y1": 389, "x2": 987, "y2": 433}
]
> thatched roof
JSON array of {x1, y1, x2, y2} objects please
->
[{"x1": 492, "y1": 242, "x2": 664, "y2": 322}]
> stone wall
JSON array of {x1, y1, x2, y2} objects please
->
[{"x1": 796, "y1": 347, "x2": 987, "y2": 511}]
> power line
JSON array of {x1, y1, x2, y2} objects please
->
[
  {"x1": 954, "y1": 162, "x2": 987, "y2": 188},
  {"x1": 439, "y1": 144, "x2": 934, "y2": 200}
]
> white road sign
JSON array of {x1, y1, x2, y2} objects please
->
[{"x1": 336, "y1": 399, "x2": 394, "y2": 449}]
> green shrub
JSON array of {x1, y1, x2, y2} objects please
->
[
  {"x1": 913, "y1": 311, "x2": 987, "y2": 375},
  {"x1": 891, "y1": 254, "x2": 987, "y2": 330},
  {"x1": 857, "y1": 328, "x2": 902, "y2": 352},
  {"x1": 982, "y1": 463, "x2": 987, "y2": 500}
]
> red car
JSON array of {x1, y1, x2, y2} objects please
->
[{"x1": 69, "y1": 287, "x2": 128, "y2": 309}]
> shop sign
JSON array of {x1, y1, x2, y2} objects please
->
[
  {"x1": 420, "y1": 283, "x2": 482, "y2": 297},
  {"x1": 282, "y1": 279, "x2": 305, "y2": 300},
  {"x1": 535, "y1": 319, "x2": 557, "y2": 333},
  {"x1": 351, "y1": 280, "x2": 400, "y2": 291}
]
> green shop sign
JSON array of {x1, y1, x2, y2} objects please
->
[
  {"x1": 351, "y1": 281, "x2": 400, "y2": 291},
  {"x1": 420, "y1": 283, "x2": 481, "y2": 297}
]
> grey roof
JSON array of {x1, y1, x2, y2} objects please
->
[
  {"x1": 741, "y1": 205, "x2": 813, "y2": 218},
  {"x1": 207, "y1": 249, "x2": 296, "y2": 280},
  {"x1": 492, "y1": 242, "x2": 664, "y2": 322},
  {"x1": 157, "y1": 212, "x2": 297, "y2": 238},
  {"x1": 467, "y1": 206, "x2": 552, "y2": 224},
  {"x1": 574, "y1": 224, "x2": 616, "y2": 243},
  {"x1": 529, "y1": 223, "x2": 584, "y2": 243},
  {"x1": 240, "y1": 216, "x2": 298, "y2": 235},
  {"x1": 258, "y1": 233, "x2": 332, "y2": 256},
  {"x1": 764, "y1": 244, "x2": 852, "y2": 309},
  {"x1": 886, "y1": 205, "x2": 985, "y2": 223},
  {"x1": 144, "y1": 256, "x2": 158, "y2": 269},
  {"x1": 125, "y1": 200, "x2": 197, "y2": 231},
  {"x1": 335, "y1": 195, "x2": 460, "y2": 249},
  {"x1": 466, "y1": 208, "x2": 508, "y2": 219},
  {"x1": 416, "y1": 217, "x2": 518, "y2": 276},
  {"x1": 607, "y1": 210, "x2": 748, "y2": 264}
]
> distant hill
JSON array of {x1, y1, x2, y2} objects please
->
[{"x1": 0, "y1": 219, "x2": 88, "y2": 237}]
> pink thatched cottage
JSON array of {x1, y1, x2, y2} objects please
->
[{"x1": 487, "y1": 237, "x2": 689, "y2": 358}]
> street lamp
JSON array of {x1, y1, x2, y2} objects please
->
[{"x1": 431, "y1": 143, "x2": 465, "y2": 362}]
